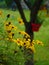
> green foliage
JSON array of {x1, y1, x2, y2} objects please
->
[
  {"x1": 0, "y1": 9, "x2": 49, "y2": 65},
  {"x1": 28, "y1": 0, "x2": 35, "y2": 5},
  {"x1": 5, "y1": 0, "x2": 13, "y2": 7}
]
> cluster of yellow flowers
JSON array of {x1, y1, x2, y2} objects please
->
[
  {"x1": 0, "y1": 12, "x2": 44, "y2": 53},
  {"x1": 4, "y1": 21, "x2": 17, "y2": 40},
  {"x1": 4, "y1": 20, "x2": 43, "y2": 53},
  {"x1": 12, "y1": 38, "x2": 43, "y2": 53},
  {"x1": 12, "y1": 38, "x2": 35, "y2": 52}
]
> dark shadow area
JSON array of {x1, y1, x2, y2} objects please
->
[{"x1": 0, "y1": 0, "x2": 17, "y2": 11}]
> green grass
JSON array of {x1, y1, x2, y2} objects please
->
[{"x1": 0, "y1": 8, "x2": 49, "y2": 65}]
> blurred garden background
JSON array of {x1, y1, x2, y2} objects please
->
[{"x1": 0, "y1": 0, "x2": 49, "y2": 65}]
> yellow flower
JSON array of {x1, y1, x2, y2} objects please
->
[
  {"x1": 24, "y1": 41, "x2": 30, "y2": 48},
  {"x1": 16, "y1": 39, "x2": 24, "y2": 46},
  {"x1": 17, "y1": 18, "x2": 24, "y2": 25},
  {"x1": 8, "y1": 32, "x2": 14, "y2": 39},
  {"x1": 25, "y1": 33, "x2": 30, "y2": 38},
  {"x1": 5, "y1": 37, "x2": 13, "y2": 42},
  {"x1": 11, "y1": 25, "x2": 17, "y2": 30},
  {"x1": 32, "y1": 40, "x2": 35, "y2": 44},
  {"x1": 36, "y1": 40, "x2": 44, "y2": 46},
  {"x1": 5, "y1": 22, "x2": 12, "y2": 31},
  {"x1": 5, "y1": 22, "x2": 17, "y2": 32},
  {"x1": 19, "y1": 31, "x2": 25, "y2": 35},
  {"x1": 19, "y1": 31, "x2": 30, "y2": 38},
  {"x1": 12, "y1": 39, "x2": 17, "y2": 43},
  {"x1": 29, "y1": 45, "x2": 36, "y2": 53},
  {"x1": 8, "y1": 25, "x2": 12, "y2": 30},
  {"x1": 12, "y1": 39, "x2": 24, "y2": 46},
  {"x1": 28, "y1": 39, "x2": 31, "y2": 42}
]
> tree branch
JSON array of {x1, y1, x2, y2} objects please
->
[
  {"x1": 30, "y1": 0, "x2": 43, "y2": 23},
  {"x1": 24, "y1": 0, "x2": 32, "y2": 10},
  {"x1": 14, "y1": 0, "x2": 27, "y2": 25}
]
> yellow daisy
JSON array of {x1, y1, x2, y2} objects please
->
[
  {"x1": 17, "y1": 18, "x2": 24, "y2": 25},
  {"x1": 16, "y1": 39, "x2": 24, "y2": 46},
  {"x1": 36, "y1": 40, "x2": 44, "y2": 46},
  {"x1": 19, "y1": 31, "x2": 30, "y2": 38},
  {"x1": 29, "y1": 45, "x2": 36, "y2": 53}
]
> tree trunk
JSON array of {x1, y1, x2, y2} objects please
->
[{"x1": 14, "y1": 0, "x2": 43, "y2": 65}]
